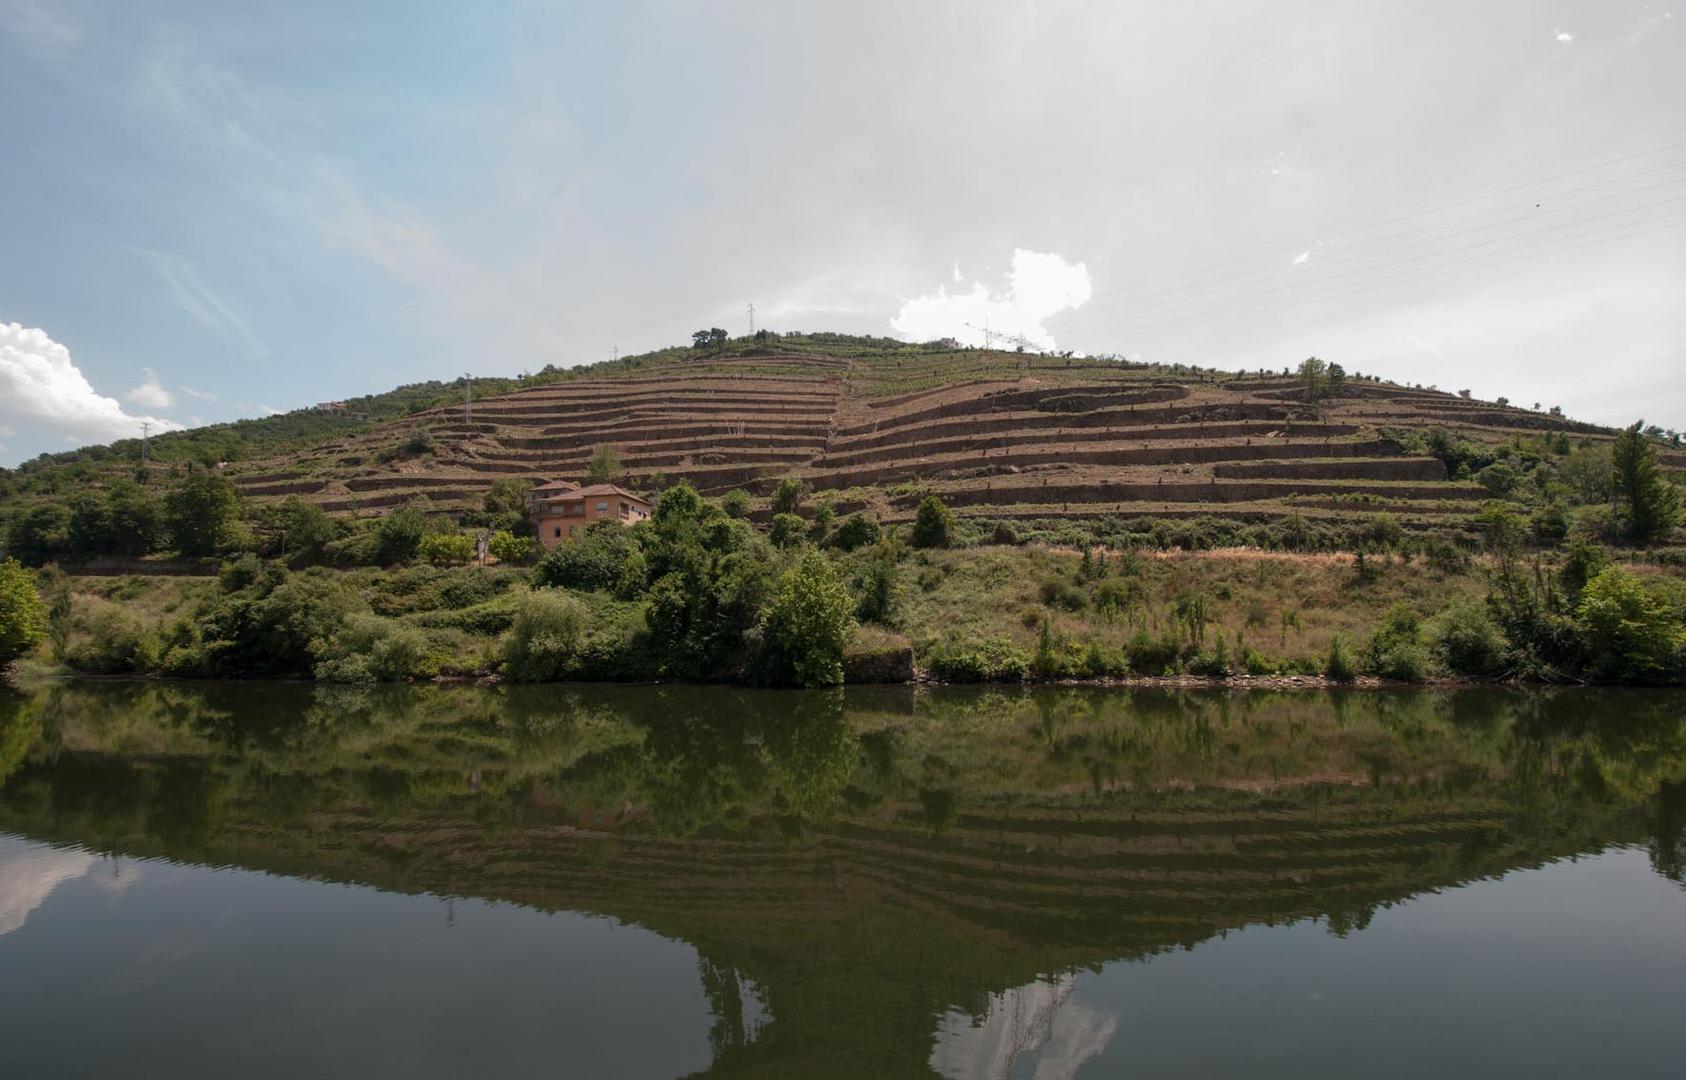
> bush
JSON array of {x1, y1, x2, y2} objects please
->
[
  {"x1": 0, "y1": 559, "x2": 47, "y2": 663},
  {"x1": 910, "y1": 496, "x2": 954, "y2": 549},
  {"x1": 531, "y1": 521, "x2": 640, "y2": 591},
  {"x1": 1125, "y1": 630, "x2": 1184, "y2": 675},
  {"x1": 6, "y1": 503, "x2": 72, "y2": 566},
  {"x1": 373, "y1": 506, "x2": 429, "y2": 565},
  {"x1": 1188, "y1": 636, "x2": 1232, "y2": 678},
  {"x1": 1365, "y1": 605, "x2": 1428, "y2": 681},
  {"x1": 502, "y1": 590, "x2": 589, "y2": 682},
  {"x1": 1432, "y1": 601, "x2": 1507, "y2": 677},
  {"x1": 419, "y1": 532, "x2": 476, "y2": 566},
  {"x1": 1038, "y1": 578, "x2": 1086, "y2": 612},
  {"x1": 772, "y1": 477, "x2": 805, "y2": 515},
  {"x1": 66, "y1": 598, "x2": 159, "y2": 674},
  {"x1": 829, "y1": 513, "x2": 882, "y2": 553},
  {"x1": 855, "y1": 554, "x2": 899, "y2": 625},
  {"x1": 989, "y1": 521, "x2": 1020, "y2": 546},
  {"x1": 769, "y1": 513, "x2": 807, "y2": 548},
  {"x1": 1325, "y1": 636, "x2": 1357, "y2": 683},
  {"x1": 163, "y1": 470, "x2": 241, "y2": 557},
  {"x1": 1575, "y1": 568, "x2": 1684, "y2": 682},
  {"x1": 926, "y1": 636, "x2": 1030, "y2": 682},
  {"x1": 314, "y1": 614, "x2": 435, "y2": 682},
  {"x1": 489, "y1": 530, "x2": 537, "y2": 564},
  {"x1": 757, "y1": 549, "x2": 855, "y2": 687},
  {"x1": 720, "y1": 489, "x2": 752, "y2": 519}
]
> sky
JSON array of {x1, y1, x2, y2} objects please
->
[{"x1": 1, "y1": 0, "x2": 1681, "y2": 465}]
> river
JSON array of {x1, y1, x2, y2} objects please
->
[{"x1": 1, "y1": 681, "x2": 1682, "y2": 1078}]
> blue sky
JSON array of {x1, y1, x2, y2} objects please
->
[{"x1": 1, "y1": 1, "x2": 1682, "y2": 464}]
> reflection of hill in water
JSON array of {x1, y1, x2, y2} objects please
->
[{"x1": 1, "y1": 682, "x2": 1683, "y2": 1079}]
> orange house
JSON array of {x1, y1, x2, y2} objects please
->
[{"x1": 532, "y1": 480, "x2": 653, "y2": 548}]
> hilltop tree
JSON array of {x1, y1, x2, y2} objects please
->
[
  {"x1": 1611, "y1": 421, "x2": 1681, "y2": 544},
  {"x1": 1298, "y1": 357, "x2": 1329, "y2": 402},
  {"x1": 1326, "y1": 363, "x2": 1347, "y2": 395}
]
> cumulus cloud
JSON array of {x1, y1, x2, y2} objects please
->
[
  {"x1": 892, "y1": 249, "x2": 1093, "y2": 351},
  {"x1": 0, "y1": 323, "x2": 183, "y2": 445},
  {"x1": 1555, "y1": 31, "x2": 1574, "y2": 44},
  {"x1": 124, "y1": 366, "x2": 174, "y2": 409}
]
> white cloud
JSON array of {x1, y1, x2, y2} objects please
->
[
  {"x1": 179, "y1": 385, "x2": 217, "y2": 402},
  {"x1": 1555, "y1": 31, "x2": 1574, "y2": 44},
  {"x1": 1292, "y1": 249, "x2": 1312, "y2": 266},
  {"x1": 0, "y1": 323, "x2": 183, "y2": 445},
  {"x1": 892, "y1": 249, "x2": 1093, "y2": 350},
  {"x1": 125, "y1": 366, "x2": 174, "y2": 409}
]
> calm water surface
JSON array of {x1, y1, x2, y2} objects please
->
[{"x1": 1, "y1": 681, "x2": 1682, "y2": 1078}]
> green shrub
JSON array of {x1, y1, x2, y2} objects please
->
[
  {"x1": 829, "y1": 513, "x2": 882, "y2": 552},
  {"x1": 532, "y1": 521, "x2": 640, "y2": 591},
  {"x1": 720, "y1": 489, "x2": 752, "y2": 519},
  {"x1": 771, "y1": 477, "x2": 805, "y2": 515},
  {"x1": 990, "y1": 521, "x2": 1020, "y2": 546},
  {"x1": 1093, "y1": 578, "x2": 1143, "y2": 623},
  {"x1": 1188, "y1": 636, "x2": 1232, "y2": 678},
  {"x1": 757, "y1": 549, "x2": 855, "y2": 687},
  {"x1": 769, "y1": 513, "x2": 807, "y2": 548},
  {"x1": 407, "y1": 594, "x2": 519, "y2": 636},
  {"x1": 0, "y1": 559, "x2": 48, "y2": 663},
  {"x1": 1325, "y1": 636, "x2": 1357, "y2": 683},
  {"x1": 66, "y1": 598, "x2": 159, "y2": 674},
  {"x1": 489, "y1": 530, "x2": 537, "y2": 564},
  {"x1": 163, "y1": 470, "x2": 241, "y2": 557},
  {"x1": 314, "y1": 614, "x2": 436, "y2": 682},
  {"x1": 1366, "y1": 604, "x2": 1428, "y2": 681},
  {"x1": 1125, "y1": 630, "x2": 1184, "y2": 675},
  {"x1": 1432, "y1": 601, "x2": 1507, "y2": 677},
  {"x1": 1038, "y1": 578, "x2": 1086, "y2": 612},
  {"x1": 926, "y1": 636, "x2": 1030, "y2": 682},
  {"x1": 1575, "y1": 568, "x2": 1684, "y2": 682},
  {"x1": 502, "y1": 590, "x2": 589, "y2": 682},
  {"x1": 855, "y1": 554, "x2": 899, "y2": 625},
  {"x1": 910, "y1": 496, "x2": 954, "y2": 549},
  {"x1": 373, "y1": 505, "x2": 429, "y2": 565},
  {"x1": 419, "y1": 532, "x2": 475, "y2": 566}
]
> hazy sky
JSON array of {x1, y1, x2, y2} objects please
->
[{"x1": 1, "y1": 1, "x2": 1681, "y2": 464}]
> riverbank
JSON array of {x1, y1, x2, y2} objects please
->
[{"x1": 7, "y1": 535, "x2": 1683, "y2": 687}]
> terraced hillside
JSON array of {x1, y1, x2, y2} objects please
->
[{"x1": 220, "y1": 336, "x2": 1652, "y2": 540}]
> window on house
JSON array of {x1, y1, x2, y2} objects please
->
[
  {"x1": 596, "y1": 501, "x2": 608, "y2": 513},
  {"x1": 553, "y1": 527, "x2": 561, "y2": 538}
]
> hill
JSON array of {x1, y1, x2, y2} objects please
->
[{"x1": 20, "y1": 331, "x2": 1664, "y2": 548}]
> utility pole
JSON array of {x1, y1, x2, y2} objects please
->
[
  {"x1": 463, "y1": 373, "x2": 473, "y2": 427},
  {"x1": 613, "y1": 346, "x2": 619, "y2": 363},
  {"x1": 747, "y1": 302, "x2": 755, "y2": 336}
]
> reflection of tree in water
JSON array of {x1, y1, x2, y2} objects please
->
[{"x1": 2, "y1": 681, "x2": 1686, "y2": 1076}]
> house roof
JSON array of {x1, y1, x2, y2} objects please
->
[
  {"x1": 538, "y1": 483, "x2": 650, "y2": 504},
  {"x1": 532, "y1": 479, "x2": 581, "y2": 492}
]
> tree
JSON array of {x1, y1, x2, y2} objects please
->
[
  {"x1": 6, "y1": 503, "x2": 71, "y2": 566},
  {"x1": 418, "y1": 532, "x2": 475, "y2": 566},
  {"x1": 488, "y1": 530, "x2": 537, "y2": 564},
  {"x1": 910, "y1": 495, "x2": 954, "y2": 548},
  {"x1": 103, "y1": 480, "x2": 164, "y2": 557},
  {"x1": 771, "y1": 477, "x2": 805, "y2": 515},
  {"x1": 1298, "y1": 356, "x2": 1328, "y2": 402},
  {"x1": 692, "y1": 329, "x2": 712, "y2": 350},
  {"x1": 373, "y1": 505, "x2": 428, "y2": 565},
  {"x1": 163, "y1": 470, "x2": 241, "y2": 557},
  {"x1": 586, "y1": 446, "x2": 623, "y2": 483},
  {"x1": 0, "y1": 558, "x2": 47, "y2": 663},
  {"x1": 720, "y1": 489, "x2": 751, "y2": 519},
  {"x1": 708, "y1": 327, "x2": 728, "y2": 350},
  {"x1": 758, "y1": 549, "x2": 854, "y2": 687},
  {"x1": 1576, "y1": 567, "x2": 1684, "y2": 682},
  {"x1": 1611, "y1": 421, "x2": 1681, "y2": 544},
  {"x1": 1326, "y1": 363, "x2": 1347, "y2": 395},
  {"x1": 482, "y1": 477, "x2": 533, "y2": 531},
  {"x1": 828, "y1": 512, "x2": 881, "y2": 552}
]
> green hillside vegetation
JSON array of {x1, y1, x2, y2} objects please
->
[{"x1": 2, "y1": 332, "x2": 1683, "y2": 687}]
